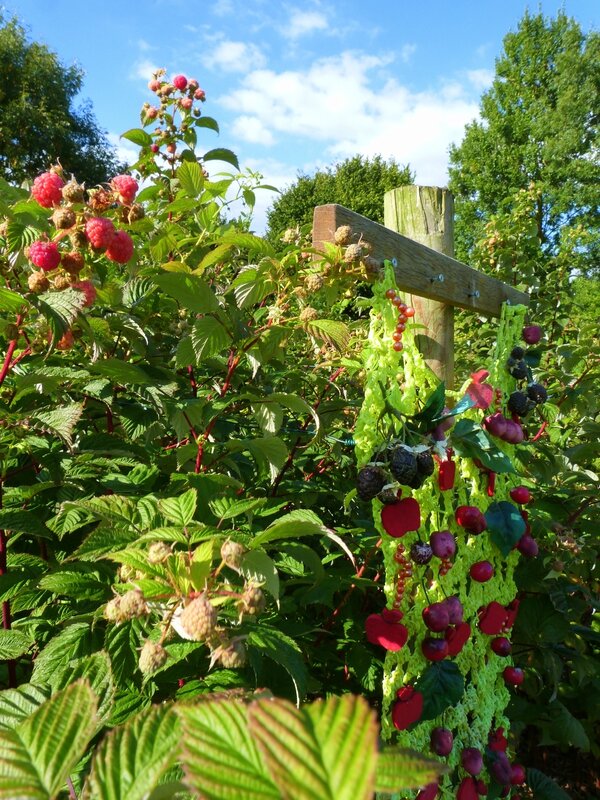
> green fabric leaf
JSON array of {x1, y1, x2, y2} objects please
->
[
  {"x1": 413, "y1": 383, "x2": 446, "y2": 424},
  {"x1": 415, "y1": 662, "x2": 465, "y2": 721},
  {"x1": 485, "y1": 501, "x2": 527, "y2": 556},
  {"x1": 451, "y1": 419, "x2": 516, "y2": 474}
]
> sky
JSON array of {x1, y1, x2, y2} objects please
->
[{"x1": 3, "y1": 0, "x2": 598, "y2": 232}]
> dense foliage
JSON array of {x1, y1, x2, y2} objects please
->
[{"x1": 0, "y1": 14, "x2": 121, "y2": 186}]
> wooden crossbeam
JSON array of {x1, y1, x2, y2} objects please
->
[{"x1": 312, "y1": 204, "x2": 529, "y2": 317}]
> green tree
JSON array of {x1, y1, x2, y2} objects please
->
[
  {"x1": 0, "y1": 14, "x2": 121, "y2": 186},
  {"x1": 266, "y1": 155, "x2": 413, "y2": 242},
  {"x1": 449, "y1": 10, "x2": 600, "y2": 278}
]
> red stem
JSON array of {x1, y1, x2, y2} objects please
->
[{"x1": 0, "y1": 314, "x2": 23, "y2": 388}]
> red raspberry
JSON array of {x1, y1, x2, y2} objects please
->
[
  {"x1": 106, "y1": 230, "x2": 134, "y2": 264},
  {"x1": 172, "y1": 74, "x2": 188, "y2": 90},
  {"x1": 85, "y1": 217, "x2": 115, "y2": 250},
  {"x1": 194, "y1": 87, "x2": 206, "y2": 101},
  {"x1": 28, "y1": 240, "x2": 61, "y2": 272},
  {"x1": 180, "y1": 97, "x2": 193, "y2": 110},
  {"x1": 31, "y1": 172, "x2": 65, "y2": 208},
  {"x1": 56, "y1": 330, "x2": 74, "y2": 351},
  {"x1": 72, "y1": 280, "x2": 96, "y2": 307},
  {"x1": 111, "y1": 175, "x2": 138, "y2": 205}
]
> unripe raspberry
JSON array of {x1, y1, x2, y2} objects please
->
[
  {"x1": 85, "y1": 217, "x2": 115, "y2": 250},
  {"x1": 111, "y1": 175, "x2": 139, "y2": 205},
  {"x1": 118, "y1": 563, "x2": 137, "y2": 582},
  {"x1": 127, "y1": 204, "x2": 145, "y2": 224},
  {"x1": 145, "y1": 106, "x2": 159, "y2": 121},
  {"x1": 300, "y1": 306, "x2": 319, "y2": 323},
  {"x1": 104, "y1": 597, "x2": 122, "y2": 622},
  {"x1": 138, "y1": 640, "x2": 168, "y2": 674},
  {"x1": 344, "y1": 243, "x2": 363, "y2": 263},
  {"x1": 118, "y1": 589, "x2": 148, "y2": 620},
  {"x1": 148, "y1": 79, "x2": 161, "y2": 92},
  {"x1": 62, "y1": 179, "x2": 85, "y2": 204},
  {"x1": 69, "y1": 230, "x2": 88, "y2": 250},
  {"x1": 220, "y1": 539, "x2": 246, "y2": 569},
  {"x1": 87, "y1": 188, "x2": 114, "y2": 212},
  {"x1": 159, "y1": 84, "x2": 175, "y2": 97},
  {"x1": 32, "y1": 171, "x2": 65, "y2": 207},
  {"x1": 238, "y1": 583, "x2": 266, "y2": 616},
  {"x1": 334, "y1": 225, "x2": 353, "y2": 245},
  {"x1": 217, "y1": 639, "x2": 247, "y2": 668},
  {"x1": 173, "y1": 74, "x2": 188, "y2": 90},
  {"x1": 71, "y1": 280, "x2": 96, "y2": 307},
  {"x1": 56, "y1": 330, "x2": 74, "y2": 351},
  {"x1": 51, "y1": 207, "x2": 76, "y2": 230},
  {"x1": 4, "y1": 324, "x2": 19, "y2": 340},
  {"x1": 194, "y1": 87, "x2": 206, "y2": 101},
  {"x1": 106, "y1": 230, "x2": 134, "y2": 263},
  {"x1": 179, "y1": 594, "x2": 217, "y2": 640},
  {"x1": 29, "y1": 240, "x2": 61, "y2": 272},
  {"x1": 188, "y1": 78, "x2": 199, "y2": 90},
  {"x1": 28, "y1": 271, "x2": 50, "y2": 293},
  {"x1": 53, "y1": 274, "x2": 71, "y2": 291},
  {"x1": 148, "y1": 541, "x2": 172, "y2": 564},
  {"x1": 180, "y1": 97, "x2": 193, "y2": 110},
  {"x1": 61, "y1": 251, "x2": 85, "y2": 274},
  {"x1": 305, "y1": 273, "x2": 324, "y2": 292}
]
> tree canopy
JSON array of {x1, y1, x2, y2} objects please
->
[
  {"x1": 449, "y1": 10, "x2": 600, "y2": 277},
  {"x1": 266, "y1": 154, "x2": 413, "y2": 241},
  {"x1": 0, "y1": 14, "x2": 121, "y2": 186}
]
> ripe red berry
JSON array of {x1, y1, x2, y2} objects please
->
[
  {"x1": 71, "y1": 280, "x2": 96, "y2": 308},
  {"x1": 85, "y1": 217, "x2": 115, "y2": 250},
  {"x1": 111, "y1": 174, "x2": 139, "y2": 205},
  {"x1": 405, "y1": 306, "x2": 415, "y2": 317},
  {"x1": 510, "y1": 486, "x2": 532, "y2": 504},
  {"x1": 510, "y1": 763, "x2": 526, "y2": 785},
  {"x1": 416, "y1": 782, "x2": 439, "y2": 800},
  {"x1": 490, "y1": 752, "x2": 512, "y2": 785},
  {"x1": 31, "y1": 171, "x2": 64, "y2": 207},
  {"x1": 28, "y1": 240, "x2": 61, "y2": 272},
  {"x1": 491, "y1": 637, "x2": 512, "y2": 657},
  {"x1": 475, "y1": 779, "x2": 488, "y2": 795},
  {"x1": 461, "y1": 747, "x2": 483, "y2": 776},
  {"x1": 392, "y1": 331, "x2": 403, "y2": 342},
  {"x1": 455, "y1": 506, "x2": 487, "y2": 534},
  {"x1": 172, "y1": 74, "x2": 188, "y2": 90},
  {"x1": 430, "y1": 727, "x2": 453, "y2": 756},
  {"x1": 422, "y1": 637, "x2": 448, "y2": 661},
  {"x1": 503, "y1": 666, "x2": 524, "y2": 686},
  {"x1": 106, "y1": 230, "x2": 134, "y2": 264},
  {"x1": 393, "y1": 341, "x2": 404, "y2": 352},
  {"x1": 385, "y1": 289, "x2": 396, "y2": 299},
  {"x1": 422, "y1": 602, "x2": 450, "y2": 632},
  {"x1": 396, "y1": 323, "x2": 406, "y2": 332},
  {"x1": 470, "y1": 561, "x2": 494, "y2": 582}
]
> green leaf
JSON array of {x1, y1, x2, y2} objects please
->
[
  {"x1": 485, "y1": 501, "x2": 526, "y2": 556},
  {"x1": 0, "y1": 681, "x2": 97, "y2": 800},
  {"x1": 541, "y1": 701, "x2": 590, "y2": 751},
  {"x1": 305, "y1": 319, "x2": 350, "y2": 350},
  {"x1": 525, "y1": 768, "x2": 571, "y2": 800},
  {"x1": 196, "y1": 116, "x2": 220, "y2": 133},
  {"x1": 247, "y1": 626, "x2": 307, "y2": 704},
  {"x1": 252, "y1": 401, "x2": 284, "y2": 435},
  {"x1": 154, "y1": 273, "x2": 219, "y2": 313},
  {"x1": 0, "y1": 685, "x2": 51, "y2": 731},
  {"x1": 375, "y1": 748, "x2": 447, "y2": 793},
  {"x1": 0, "y1": 509, "x2": 52, "y2": 539},
  {"x1": 414, "y1": 383, "x2": 446, "y2": 424},
  {"x1": 451, "y1": 419, "x2": 516, "y2": 474},
  {"x1": 32, "y1": 622, "x2": 99, "y2": 685},
  {"x1": 202, "y1": 148, "x2": 240, "y2": 170},
  {"x1": 91, "y1": 359, "x2": 160, "y2": 386},
  {"x1": 121, "y1": 128, "x2": 153, "y2": 147},
  {"x1": 51, "y1": 652, "x2": 115, "y2": 723},
  {"x1": 191, "y1": 316, "x2": 231, "y2": 361},
  {"x1": 33, "y1": 287, "x2": 86, "y2": 342},
  {"x1": 0, "y1": 630, "x2": 32, "y2": 660},
  {"x1": 226, "y1": 437, "x2": 288, "y2": 482},
  {"x1": 177, "y1": 161, "x2": 205, "y2": 198},
  {"x1": 240, "y1": 551, "x2": 280, "y2": 601},
  {"x1": 178, "y1": 698, "x2": 279, "y2": 799},
  {"x1": 415, "y1": 662, "x2": 465, "y2": 721},
  {"x1": 38, "y1": 570, "x2": 108, "y2": 601},
  {"x1": 30, "y1": 403, "x2": 83, "y2": 446},
  {"x1": 249, "y1": 694, "x2": 377, "y2": 800},
  {"x1": 0, "y1": 287, "x2": 29, "y2": 313},
  {"x1": 86, "y1": 705, "x2": 181, "y2": 800},
  {"x1": 252, "y1": 509, "x2": 326, "y2": 548},
  {"x1": 159, "y1": 489, "x2": 197, "y2": 526}
]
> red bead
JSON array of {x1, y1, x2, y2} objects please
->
[
  {"x1": 396, "y1": 323, "x2": 406, "y2": 333},
  {"x1": 397, "y1": 314, "x2": 408, "y2": 324},
  {"x1": 393, "y1": 342, "x2": 404, "y2": 352},
  {"x1": 405, "y1": 307, "x2": 415, "y2": 317},
  {"x1": 385, "y1": 289, "x2": 396, "y2": 299},
  {"x1": 392, "y1": 296, "x2": 405, "y2": 307},
  {"x1": 392, "y1": 331, "x2": 403, "y2": 342}
]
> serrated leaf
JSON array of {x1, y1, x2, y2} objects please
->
[
  {"x1": 159, "y1": 489, "x2": 197, "y2": 526},
  {"x1": 33, "y1": 287, "x2": 86, "y2": 342},
  {"x1": 240, "y1": 551, "x2": 280, "y2": 601},
  {"x1": 85, "y1": 705, "x2": 180, "y2": 800},
  {"x1": 121, "y1": 128, "x2": 153, "y2": 146},
  {"x1": 252, "y1": 401, "x2": 284, "y2": 434},
  {"x1": 0, "y1": 287, "x2": 29, "y2": 313},
  {"x1": 202, "y1": 148, "x2": 240, "y2": 170},
  {"x1": 0, "y1": 630, "x2": 32, "y2": 660},
  {"x1": 177, "y1": 160, "x2": 205, "y2": 198},
  {"x1": 252, "y1": 509, "x2": 326, "y2": 548},
  {"x1": 32, "y1": 623, "x2": 99, "y2": 685},
  {"x1": 485, "y1": 501, "x2": 526, "y2": 556},
  {"x1": 247, "y1": 627, "x2": 307, "y2": 704},
  {"x1": 191, "y1": 316, "x2": 231, "y2": 362},
  {"x1": 305, "y1": 319, "x2": 350, "y2": 350},
  {"x1": 0, "y1": 681, "x2": 97, "y2": 800},
  {"x1": 415, "y1": 662, "x2": 465, "y2": 721},
  {"x1": 375, "y1": 748, "x2": 446, "y2": 793},
  {"x1": 0, "y1": 684, "x2": 51, "y2": 731},
  {"x1": 231, "y1": 437, "x2": 288, "y2": 482},
  {"x1": 52, "y1": 652, "x2": 115, "y2": 724},
  {"x1": 91, "y1": 359, "x2": 159, "y2": 386},
  {"x1": 196, "y1": 116, "x2": 220, "y2": 133},
  {"x1": 30, "y1": 403, "x2": 83, "y2": 446},
  {"x1": 38, "y1": 570, "x2": 108, "y2": 601},
  {"x1": 154, "y1": 272, "x2": 219, "y2": 313},
  {"x1": 0, "y1": 509, "x2": 52, "y2": 539}
]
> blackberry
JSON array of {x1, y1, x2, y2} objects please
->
[
  {"x1": 510, "y1": 346, "x2": 525, "y2": 360},
  {"x1": 410, "y1": 541, "x2": 433, "y2": 565},
  {"x1": 509, "y1": 360, "x2": 528, "y2": 380},
  {"x1": 406, "y1": 472, "x2": 426, "y2": 490},
  {"x1": 507, "y1": 391, "x2": 534, "y2": 417},
  {"x1": 357, "y1": 466, "x2": 387, "y2": 500},
  {"x1": 389, "y1": 447, "x2": 418, "y2": 485},
  {"x1": 416, "y1": 451, "x2": 435, "y2": 477},
  {"x1": 527, "y1": 383, "x2": 547, "y2": 404}
]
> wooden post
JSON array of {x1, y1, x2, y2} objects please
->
[{"x1": 384, "y1": 186, "x2": 455, "y2": 387}]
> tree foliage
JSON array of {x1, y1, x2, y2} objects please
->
[
  {"x1": 0, "y1": 14, "x2": 121, "y2": 186},
  {"x1": 266, "y1": 155, "x2": 413, "y2": 242}
]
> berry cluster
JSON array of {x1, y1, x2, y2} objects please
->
[{"x1": 384, "y1": 288, "x2": 415, "y2": 351}]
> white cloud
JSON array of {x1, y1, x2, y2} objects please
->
[
  {"x1": 107, "y1": 133, "x2": 141, "y2": 169},
  {"x1": 285, "y1": 9, "x2": 328, "y2": 39},
  {"x1": 467, "y1": 68, "x2": 494, "y2": 91},
  {"x1": 231, "y1": 115, "x2": 275, "y2": 145},
  {"x1": 222, "y1": 51, "x2": 480, "y2": 187},
  {"x1": 213, "y1": 0, "x2": 234, "y2": 16},
  {"x1": 130, "y1": 58, "x2": 162, "y2": 82},
  {"x1": 399, "y1": 43, "x2": 417, "y2": 63},
  {"x1": 209, "y1": 40, "x2": 266, "y2": 73}
]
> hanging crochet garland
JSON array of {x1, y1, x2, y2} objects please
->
[{"x1": 355, "y1": 262, "x2": 545, "y2": 800}]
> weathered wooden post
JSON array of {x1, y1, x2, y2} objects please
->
[{"x1": 384, "y1": 186, "x2": 454, "y2": 387}]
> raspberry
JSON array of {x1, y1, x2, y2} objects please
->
[
  {"x1": 305, "y1": 273, "x2": 324, "y2": 292},
  {"x1": 173, "y1": 74, "x2": 188, "y2": 90},
  {"x1": 179, "y1": 594, "x2": 217, "y2": 640},
  {"x1": 507, "y1": 391, "x2": 534, "y2": 417},
  {"x1": 344, "y1": 243, "x2": 363, "y2": 263},
  {"x1": 28, "y1": 240, "x2": 61, "y2": 272},
  {"x1": 138, "y1": 640, "x2": 168, "y2": 674},
  {"x1": 334, "y1": 225, "x2": 353, "y2": 245},
  {"x1": 128, "y1": 204, "x2": 145, "y2": 224},
  {"x1": 50, "y1": 208, "x2": 76, "y2": 229},
  {"x1": 527, "y1": 383, "x2": 547, "y2": 404},
  {"x1": 53, "y1": 274, "x2": 71, "y2": 291},
  {"x1": 70, "y1": 230, "x2": 88, "y2": 249},
  {"x1": 389, "y1": 447, "x2": 418, "y2": 485},
  {"x1": 71, "y1": 280, "x2": 96, "y2": 307},
  {"x1": 62, "y1": 179, "x2": 85, "y2": 204},
  {"x1": 299, "y1": 306, "x2": 318, "y2": 323},
  {"x1": 106, "y1": 230, "x2": 134, "y2": 264},
  {"x1": 217, "y1": 639, "x2": 247, "y2": 668},
  {"x1": 88, "y1": 188, "x2": 114, "y2": 212},
  {"x1": 118, "y1": 589, "x2": 148, "y2": 620},
  {"x1": 238, "y1": 583, "x2": 266, "y2": 616},
  {"x1": 85, "y1": 217, "x2": 115, "y2": 250},
  {"x1": 31, "y1": 171, "x2": 64, "y2": 207},
  {"x1": 220, "y1": 539, "x2": 246, "y2": 569},
  {"x1": 27, "y1": 271, "x2": 49, "y2": 293},
  {"x1": 61, "y1": 251, "x2": 85, "y2": 274},
  {"x1": 148, "y1": 79, "x2": 161, "y2": 92},
  {"x1": 188, "y1": 78, "x2": 199, "y2": 90},
  {"x1": 410, "y1": 541, "x2": 433, "y2": 565},
  {"x1": 357, "y1": 465, "x2": 387, "y2": 501},
  {"x1": 180, "y1": 97, "x2": 193, "y2": 110},
  {"x1": 111, "y1": 175, "x2": 138, "y2": 205},
  {"x1": 194, "y1": 88, "x2": 206, "y2": 101},
  {"x1": 56, "y1": 330, "x2": 74, "y2": 351},
  {"x1": 148, "y1": 541, "x2": 172, "y2": 564}
]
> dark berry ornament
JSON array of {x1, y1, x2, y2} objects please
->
[
  {"x1": 410, "y1": 541, "x2": 433, "y2": 565},
  {"x1": 509, "y1": 360, "x2": 528, "y2": 380},
  {"x1": 527, "y1": 383, "x2": 547, "y2": 404},
  {"x1": 507, "y1": 391, "x2": 534, "y2": 417},
  {"x1": 389, "y1": 447, "x2": 418, "y2": 485},
  {"x1": 510, "y1": 346, "x2": 525, "y2": 360},
  {"x1": 416, "y1": 451, "x2": 435, "y2": 477},
  {"x1": 357, "y1": 466, "x2": 387, "y2": 501}
]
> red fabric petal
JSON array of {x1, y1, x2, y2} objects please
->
[
  {"x1": 445, "y1": 622, "x2": 471, "y2": 656},
  {"x1": 457, "y1": 776, "x2": 479, "y2": 800},
  {"x1": 416, "y1": 782, "x2": 439, "y2": 800},
  {"x1": 381, "y1": 498, "x2": 421, "y2": 538},
  {"x1": 488, "y1": 727, "x2": 508, "y2": 752},
  {"x1": 365, "y1": 613, "x2": 408, "y2": 651},
  {"x1": 470, "y1": 369, "x2": 490, "y2": 384},
  {"x1": 391, "y1": 688, "x2": 423, "y2": 730},
  {"x1": 381, "y1": 608, "x2": 404, "y2": 623},
  {"x1": 466, "y1": 381, "x2": 495, "y2": 410},
  {"x1": 478, "y1": 602, "x2": 508, "y2": 635},
  {"x1": 504, "y1": 599, "x2": 520, "y2": 630},
  {"x1": 438, "y1": 460, "x2": 456, "y2": 491}
]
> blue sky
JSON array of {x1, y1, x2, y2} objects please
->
[{"x1": 3, "y1": 0, "x2": 598, "y2": 230}]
